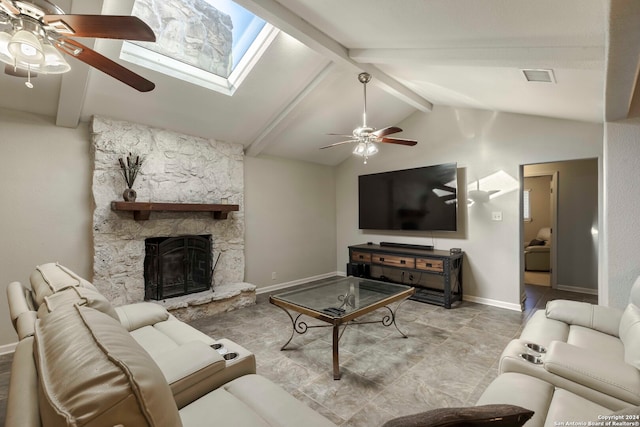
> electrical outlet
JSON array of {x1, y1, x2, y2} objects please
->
[
  {"x1": 271, "y1": 272, "x2": 277, "y2": 280},
  {"x1": 492, "y1": 211, "x2": 503, "y2": 221}
]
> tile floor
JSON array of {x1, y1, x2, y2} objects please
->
[{"x1": 0, "y1": 283, "x2": 597, "y2": 426}]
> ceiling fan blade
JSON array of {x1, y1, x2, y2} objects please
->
[
  {"x1": 44, "y1": 15, "x2": 156, "y2": 41},
  {"x1": 0, "y1": 0, "x2": 19, "y2": 15},
  {"x1": 379, "y1": 137, "x2": 418, "y2": 147},
  {"x1": 320, "y1": 140, "x2": 357, "y2": 149},
  {"x1": 56, "y1": 38, "x2": 155, "y2": 92},
  {"x1": 372, "y1": 126, "x2": 402, "y2": 138},
  {"x1": 4, "y1": 64, "x2": 37, "y2": 78}
]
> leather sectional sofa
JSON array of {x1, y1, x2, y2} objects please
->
[
  {"x1": 5, "y1": 263, "x2": 336, "y2": 427},
  {"x1": 476, "y1": 277, "x2": 640, "y2": 426}
]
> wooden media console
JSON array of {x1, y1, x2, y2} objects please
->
[{"x1": 347, "y1": 243, "x2": 463, "y2": 308}]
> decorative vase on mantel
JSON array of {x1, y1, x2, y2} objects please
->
[
  {"x1": 118, "y1": 153, "x2": 143, "y2": 203},
  {"x1": 123, "y1": 187, "x2": 137, "y2": 202}
]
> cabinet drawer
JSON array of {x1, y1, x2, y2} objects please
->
[
  {"x1": 416, "y1": 258, "x2": 444, "y2": 272},
  {"x1": 351, "y1": 251, "x2": 371, "y2": 263},
  {"x1": 372, "y1": 254, "x2": 415, "y2": 268}
]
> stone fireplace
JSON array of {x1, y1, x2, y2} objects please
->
[{"x1": 90, "y1": 116, "x2": 255, "y2": 320}]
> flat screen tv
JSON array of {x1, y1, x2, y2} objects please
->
[{"x1": 358, "y1": 163, "x2": 458, "y2": 231}]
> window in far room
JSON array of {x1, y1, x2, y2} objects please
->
[{"x1": 523, "y1": 189, "x2": 532, "y2": 222}]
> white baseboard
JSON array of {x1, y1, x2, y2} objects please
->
[
  {"x1": 556, "y1": 284, "x2": 598, "y2": 295},
  {"x1": 463, "y1": 295, "x2": 522, "y2": 312},
  {"x1": 256, "y1": 273, "x2": 523, "y2": 312},
  {"x1": 0, "y1": 341, "x2": 17, "y2": 355},
  {"x1": 256, "y1": 272, "x2": 343, "y2": 295}
]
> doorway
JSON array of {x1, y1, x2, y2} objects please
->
[
  {"x1": 522, "y1": 172, "x2": 556, "y2": 287},
  {"x1": 521, "y1": 159, "x2": 599, "y2": 300}
]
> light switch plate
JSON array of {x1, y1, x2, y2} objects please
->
[{"x1": 492, "y1": 211, "x2": 503, "y2": 221}]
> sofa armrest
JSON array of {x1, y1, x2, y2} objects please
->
[
  {"x1": 115, "y1": 302, "x2": 170, "y2": 331},
  {"x1": 5, "y1": 337, "x2": 41, "y2": 427},
  {"x1": 155, "y1": 341, "x2": 225, "y2": 385},
  {"x1": 154, "y1": 340, "x2": 226, "y2": 408},
  {"x1": 546, "y1": 300, "x2": 622, "y2": 337},
  {"x1": 7, "y1": 281, "x2": 35, "y2": 325},
  {"x1": 544, "y1": 341, "x2": 640, "y2": 404},
  {"x1": 525, "y1": 246, "x2": 550, "y2": 253},
  {"x1": 15, "y1": 311, "x2": 37, "y2": 340}
]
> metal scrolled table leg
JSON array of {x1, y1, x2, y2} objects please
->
[
  {"x1": 273, "y1": 304, "x2": 309, "y2": 350},
  {"x1": 381, "y1": 300, "x2": 410, "y2": 338}
]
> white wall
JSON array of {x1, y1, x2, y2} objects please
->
[
  {"x1": 336, "y1": 106, "x2": 602, "y2": 309},
  {"x1": 603, "y1": 118, "x2": 640, "y2": 308},
  {"x1": 244, "y1": 155, "x2": 337, "y2": 288},
  {"x1": 0, "y1": 109, "x2": 93, "y2": 348}
]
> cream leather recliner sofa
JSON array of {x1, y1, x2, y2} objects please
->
[
  {"x1": 5, "y1": 262, "x2": 336, "y2": 427},
  {"x1": 476, "y1": 277, "x2": 640, "y2": 427}
]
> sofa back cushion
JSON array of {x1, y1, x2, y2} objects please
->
[
  {"x1": 536, "y1": 227, "x2": 552, "y2": 243},
  {"x1": 30, "y1": 263, "x2": 98, "y2": 307},
  {"x1": 37, "y1": 286, "x2": 119, "y2": 321},
  {"x1": 619, "y1": 303, "x2": 640, "y2": 369},
  {"x1": 34, "y1": 304, "x2": 182, "y2": 427}
]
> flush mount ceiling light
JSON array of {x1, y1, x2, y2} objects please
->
[{"x1": 0, "y1": 0, "x2": 156, "y2": 91}]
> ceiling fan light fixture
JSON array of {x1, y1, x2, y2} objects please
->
[
  {"x1": 353, "y1": 142, "x2": 367, "y2": 156},
  {"x1": 321, "y1": 72, "x2": 417, "y2": 161},
  {"x1": 0, "y1": 31, "x2": 13, "y2": 64},
  {"x1": 353, "y1": 141, "x2": 378, "y2": 164},
  {"x1": 365, "y1": 142, "x2": 378, "y2": 156},
  {"x1": 8, "y1": 29, "x2": 44, "y2": 65},
  {"x1": 40, "y1": 43, "x2": 69, "y2": 73}
]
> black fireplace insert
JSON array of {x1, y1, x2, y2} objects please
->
[{"x1": 144, "y1": 235, "x2": 212, "y2": 300}]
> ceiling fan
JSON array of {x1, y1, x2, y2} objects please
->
[
  {"x1": 0, "y1": 0, "x2": 155, "y2": 91},
  {"x1": 320, "y1": 72, "x2": 417, "y2": 163}
]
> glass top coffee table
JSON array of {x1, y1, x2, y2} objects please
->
[{"x1": 269, "y1": 276, "x2": 415, "y2": 379}]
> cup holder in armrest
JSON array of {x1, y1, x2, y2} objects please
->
[
  {"x1": 211, "y1": 343, "x2": 228, "y2": 355},
  {"x1": 223, "y1": 352, "x2": 238, "y2": 361},
  {"x1": 525, "y1": 343, "x2": 546, "y2": 353},
  {"x1": 519, "y1": 353, "x2": 543, "y2": 365}
]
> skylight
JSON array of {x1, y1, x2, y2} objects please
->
[{"x1": 120, "y1": 0, "x2": 278, "y2": 95}]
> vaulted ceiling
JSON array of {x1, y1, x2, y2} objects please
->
[{"x1": 1, "y1": 0, "x2": 638, "y2": 166}]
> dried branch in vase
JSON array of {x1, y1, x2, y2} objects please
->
[{"x1": 118, "y1": 152, "x2": 143, "y2": 189}]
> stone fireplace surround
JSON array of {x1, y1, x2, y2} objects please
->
[{"x1": 91, "y1": 116, "x2": 255, "y2": 321}]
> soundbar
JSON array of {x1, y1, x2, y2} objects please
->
[{"x1": 379, "y1": 242, "x2": 434, "y2": 250}]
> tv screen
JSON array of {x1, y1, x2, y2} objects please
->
[{"x1": 358, "y1": 163, "x2": 458, "y2": 231}]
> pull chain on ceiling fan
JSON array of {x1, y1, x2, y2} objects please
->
[
  {"x1": 0, "y1": 0, "x2": 156, "y2": 91},
  {"x1": 320, "y1": 72, "x2": 418, "y2": 164}
]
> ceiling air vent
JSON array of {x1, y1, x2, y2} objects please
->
[{"x1": 521, "y1": 69, "x2": 556, "y2": 83}]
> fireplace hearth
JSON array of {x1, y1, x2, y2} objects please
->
[{"x1": 144, "y1": 235, "x2": 212, "y2": 300}]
